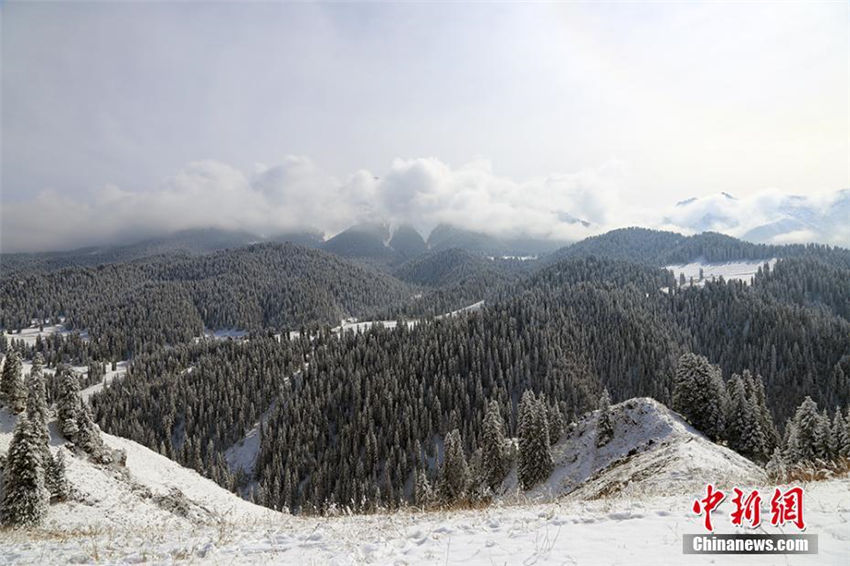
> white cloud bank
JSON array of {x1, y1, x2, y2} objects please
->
[{"x1": 1, "y1": 156, "x2": 848, "y2": 253}]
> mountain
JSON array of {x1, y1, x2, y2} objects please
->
[
  {"x1": 387, "y1": 224, "x2": 427, "y2": 259},
  {"x1": 667, "y1": 189, "x2": 850, "y2": 246},
  {"x1": 502, "y1": 397, "x2": 765, "y2": 503},
  {"x1": 427, "y1": 224, "x2": 568, "y2": 256},
  {"x1": 0, "y1": 227, "x2": 324, "y2": 275},
  {"x1": 321, "y1": 222, "x2": 394, "y2": 259},
  {"x1": 0, "y1": 407, "x2": 274, "y2": 533}
]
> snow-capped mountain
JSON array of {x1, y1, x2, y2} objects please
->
[{"x1": 663, "y1": 189, "x2": 850, "y2": 247}]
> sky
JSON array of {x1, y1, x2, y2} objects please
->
[{"x1": 1, "y1": 1, "x2": 848, "y2": 252}]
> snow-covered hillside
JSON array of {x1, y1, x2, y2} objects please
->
[
  {"x1": 1, "y1": 408, "x2": 275, "y2": 534},
  {"x1": 2, "y1": 403, "x2": 848, "y2": 564},
  {"x1": 502, "y1": 398, "x2": 765, "y2": 502},
  {"x1": 664, "y1": 258, "x2": 777, "y2": 289}
]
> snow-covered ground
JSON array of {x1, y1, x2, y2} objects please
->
[
  {"x1": 3, "y1": 322, "x2": 88, "y2": 347},
  {"x1": 79, "y1": 361, "x2": 129, "y2": 402},
  {"x1": 664, "y1": 258, "x2": 778, "y2": 290},
  {"x1": 1, "y1": 404, "x2": 848, "y2": 564},
  {"x1": 501, "y1": 398, "x2": 764, "y2": 503}
]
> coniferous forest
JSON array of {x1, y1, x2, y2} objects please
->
[{"x1": 2, "y1": 228, "x2": 850, "y2": 519}]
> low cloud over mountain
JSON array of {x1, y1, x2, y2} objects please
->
[{"x1": 2, "y1": 156, "x2": 847, "y2": 253}]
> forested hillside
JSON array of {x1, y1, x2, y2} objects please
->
[{"x1": 3, "y1": 229, "x2": 850, "y2": 517}]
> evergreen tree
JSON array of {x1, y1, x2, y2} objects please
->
[
  {"x1": 814, "y1": 409, "x2": 832, "y2": 461},
  {"x1": 439, "y1": 429, "x2": 468, "y2": 503},
  {"x1": 785, "y1": 396, "x2": 820, "y2": 464},
  {"x1": 1, "y1": 414, "x2": 49, "y2": 527},
  {"x1": 672, "y1": 353, "x2": 727, "y2": 440},
  {"x1": 480, "y1": 400, "x2": 508, "y2": 490},
  {"x1": 725, "y1": 374, "x2": 767, "y2": 461},
  {"x1": 0, "y1": 349, "x2": 25, "y2": 413},
  {"x1": 56, "y1": 367, "x2": 81, "y2": 441},
  {"x1": 547, "y1": 401, "x2": 564, "y2": 443},
  {"x1": 45, "y1": 450, "x2": 70, "y2": 502},
  {"x1": 518, "y1": 391, "x2": 552, "y2": 489},
  {"x1": 596, "y1": 388, "x2": 613, "y2": 447},
  {"x1": 414, "y1": 469, "x2": 433, "y2": 508}
]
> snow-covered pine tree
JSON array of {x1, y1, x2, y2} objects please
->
[
  {"x1": 814, "y1": 409, "x2": 832, "y2": 461},
  {"x1": 56, "y1": 366, "x2": 81, "y2": 441},
  {"x1": 725, "y1": 374, "x2": 767, "y2": 461},
  {"x1": 596, "y1": 388, "x2": 613, "y2": 448},
  {"x1": 1, "y1": 414, "x2": 50, "y2": 527},
  {"x1": 439, "y1": 429, "x2": 468, "y2": 503},
  {"x1": 672, "y1": 353, "x2": 727, "y2": 441},
  {"x1": 414, "y1": 469, "x2": 433, "y2": 508},
  {"x1": 480, "y1": 400, "x2": 508, "y2": 490},
  {"x1": 547, "y1": 400, "x2": 564, "y2": 443},
  {"x1": 517, "y1": 391, "x2": 552, "y2": 489},
  {"x1": 750, "y1": 372, "x2": 780, "y2": 454},
  {"x1": 45, "y1": 450, "x2": 70, "y2": 502},
  {"x1": 75, "y1": 402, "x2": 110, "y2": 463},
  {"x1": 785, "y1": 396, "x2": 820, "y2": 464},
  {"x1": 0, "y1": 349, "x2": 25, "y2": 413}
]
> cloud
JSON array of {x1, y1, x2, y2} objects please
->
[{"x1": 1, "y1": 156, "x2": 847, "y2": 253}]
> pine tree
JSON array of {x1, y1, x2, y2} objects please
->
[
  {"x1": 0, "y1": 349, "x2": 25, "y2": 413},
  {"x1": 439, "y1": 429, "x2": 468, "y2": 503},
  {"x1": 414, "y1": 469, "x2": 433, "y2": 508},
  {"x1": 672, "y1": 353, "x2": 727, "y2": 440},
  {"x1": 518, "y1": 391, "x2": 553, "y2": 489},
  {"x1": 56, "y1": 367, "x2": 81, "y2": 441},
  {"x1": 547, "y1": 401, "x2": 564, "y2": 443},
  {"x1": 45, "y1": 450, "x2": 70, "y2": 502},
  {"x1": 785, "y1": 396, "x2": 820, "y2": 464},
  {"x1": 725, "y1": 374, "x2": 767, "y2": 461},
  {"x1": 1, "y1": 414, "x2": 49, "y2": 526},
  {"x1": 480, "y1": 400, "x2": 508, "y2": 490},
  {"x1": 751, "y1": 373, "x2": 780, "y2": 454},
  {"x1": 814, "y1": 410, "x2": 832, "y2": 461},
  {"x1": 596, "y1": 388, "x2": 613, "y2": 447}
]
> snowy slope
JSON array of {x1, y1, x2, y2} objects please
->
[
  {"x1": 502, "y1": 398, "x2": 765, "y2": 503},
  {"x1": 2, "y1": 403, "x2": 848, "y2": 564},
  {"x1": 665, "y1": 258, "x2": 777, "y2": 289},
  {"x1": 1, "y1": 408, "x2": 276, "y2": 534}
]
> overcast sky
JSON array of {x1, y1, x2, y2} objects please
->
[{"x1": 2, "y1": 1, "x2": 848, "y2": 252}]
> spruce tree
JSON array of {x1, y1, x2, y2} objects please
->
[
  {"x1": 839, "y1": 408, "x2": 850, "y2": 459},
  {"x1": 45, "y1": 450, "x2": 70, "y2": 502},
  {"x1": 672, "y1": 353, "x2": 727, "y2": 440},
  {"x1": 414, "y1": 469, "x2": 433, "y2": 508},
  {"x1": 596, "y1": 388, "x2": 613, "y2": 447},
  {"x1": 518, "y1": 391, "x2": 553, "y2": 489},
  {"x1": 439, "y1": 429, "x2": 468, "y2": 503},
  {"x1": 480, "y1": 400, "x2": 508, "y2": 490},
  {"x1": 1, "y1": 414, "x2": 49, "y2": 527},
  {"x1": 765, "y1": 447, "x2": 786, "y2": 483},
  {"x1": 785, "y1": 396, "x2": 820, "y2": 464},
  {"x1": 0, "y1": 349, "x2": 25, "y2": 413},
  {"x1": 56, "y1": 366, "x2": 81, "y2": 441}
]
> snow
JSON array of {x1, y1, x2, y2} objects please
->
[
  {"x1": 500, "y1": 398, "x2": 765, "y2": 503},
  {"x1": 665, "y1": 258, "x2": 778, "y2": 289},
  {"x1": 224, "y1": 402, "x2": 275, "y2": 476},
  {"x1": 1, "y1": 404, "x2": 848, "y2": 564},
  {"x1": 79, "y1": 361, "x2": 128, "y2": 402},
  {"x1": 4, "y1": 323, "x2": 88, "y2": 347}
]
